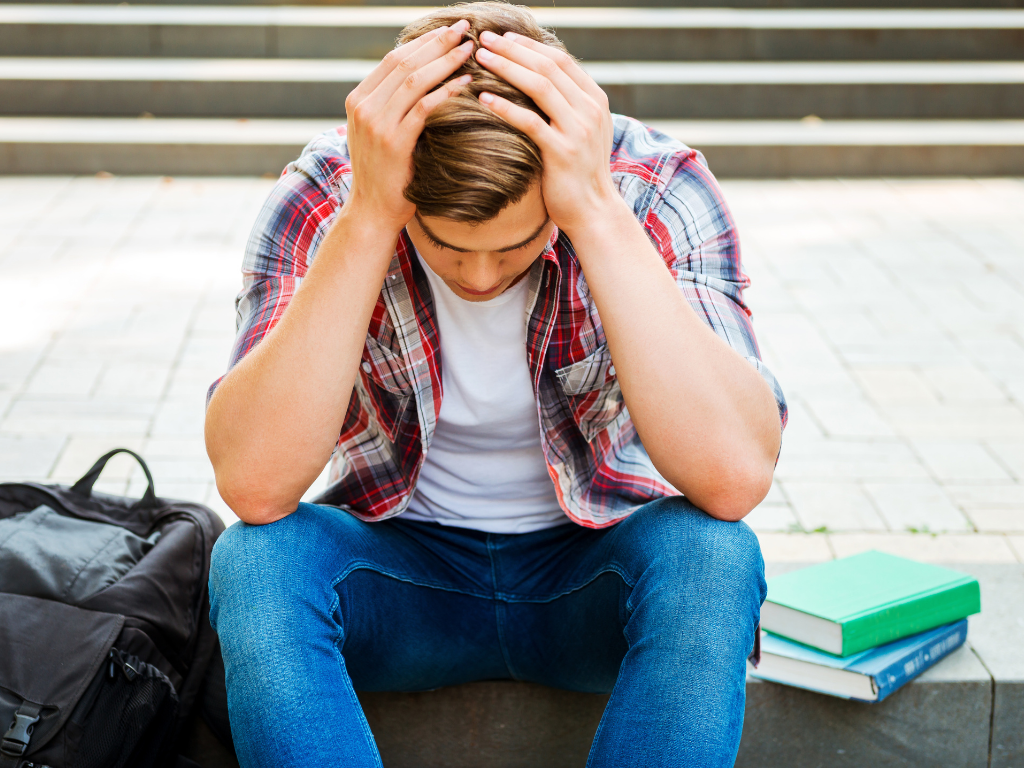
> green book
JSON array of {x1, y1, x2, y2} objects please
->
[{"x1": 762, "y1": 550, "x2": 981, "y2": 657}]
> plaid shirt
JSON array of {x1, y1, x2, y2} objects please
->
[{"x1": 211, "y1": 114, "x2": 787, "y2": 529}]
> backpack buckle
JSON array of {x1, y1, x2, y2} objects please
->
[{"x1": 1, "y1": 709, "x2": 40, "y2": 757}]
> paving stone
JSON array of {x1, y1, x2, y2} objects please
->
[
  {"x1": 987, "y1": 440, "x2": 1024, "y2": 481},
  {"x1": 1008, "y1": 536, "x2": 1024, "y2": 562},
  {"x1": 966, "y1": 509, "x2": 1024, "y2": 533},
  {"x1": 864, "y1": 481, "x2": 973, "y2": 532},
  {"x1": 828, "y1": 532, "x2": 1019, "y2": 562},
  {"x1": 782, "y1": 480, "x2": 889, "y2": 532},
  {"x1": 802, "y1": 396, "x2": 895, "y2": 438},
  {"x1": 920, "y1": 364, "x2": 1009, "y2": 403},
  {"x1": 946, "y1": 484, "x2": 1024, "y2": 507},
  {"x1": 24, "y1": 359, "x2": 104, "y2": 397},
  {"x1": 776, "y1": 440, "x2": 930, "y2": 482},
  {"x1": 49, "y1": 435, "x2": 145, "y2": 483},
  {"x1": 881, "y1": 403, "x2": 1024, "y2": 439},
  {"x1": 95, "y1": 361, "x2": 174, "y2": 399},
  {"x1": 852, "y1": 367, "x2": 940, "y2": 404},
  {"x1": 1, "y1": 396, "x2": 156, "y2": 435},
  {"x1": 755, "y1": 532, "x2": 833, "y2": 563},
  {"x1": 744, "y1": 502, "x2": 798, "y2": 532},
  {"x1": 0, "y1": 434, "x2": 66, "y2": 479},
  {"x1": 912, "y1": 439, "x2": 1013, "y2": 482}
]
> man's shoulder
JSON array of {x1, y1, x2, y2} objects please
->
[
  {"x1": 609, "y1": 115, "x2": 713, "y2": 202},
  {"x1": 282, "y1": 125, "x2": 354, "y2": 193}
]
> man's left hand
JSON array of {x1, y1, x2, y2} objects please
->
[{"x1": 474, "y1": 30, "x2": 621, "y2": 235}]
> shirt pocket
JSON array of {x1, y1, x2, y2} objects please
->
[
  {"x1": 359, "y1": 335, "x2": 414, "y2": 442},
  {"x1": 554, "y1": 344, "x2": 627, "y2": 443}
]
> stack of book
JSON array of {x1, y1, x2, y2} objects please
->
[{"x1": 748, "y1": 550, "x2": 981, "y2": 703}]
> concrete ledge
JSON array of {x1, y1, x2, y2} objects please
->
[
  {"x1": 1, "y1": 59, "x2": 1023, "y2": 119},
  {"x1": 7, "y1": 0, "x2": 1022, "y2": 8},
  {"x1": 739, "y1": 643, "x2": 992, "y2": 767},
  {"x1": 2, "y1": 6, "x2": 1023, "y2": 61},
  {"x1": 3, "y1": 118, "x2": 1023, "y2": 177},
  {"x1": 358, "y1": 684, "x2": 607, "y2": 768},
  {"x1": 179, "y1": 563, "x2": 1023, "y2": 767}
]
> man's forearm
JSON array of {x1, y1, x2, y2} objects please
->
[
  {"x1": 562, "y1": 198, "x2": 781, "y2": 521},
  {"x1": 205, "y1": 207, "x2": 399, "y2": 525}
]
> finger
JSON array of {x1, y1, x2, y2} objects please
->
[
  {"x1": 384, "y1": 40, "x2": 474, "y2": 124},
  {"x1": 475, "y1": 46, "x2": 573, "y2": 126},
  {"x1": 347, "y1": 26, "x2": 446, "y2": 110},
  {"x1": 478, "y1": 91, "x2": 556, "y2": 148},
  {"x1": 500, "y1": 32, "x2": 609, "y2": 108},
  {"x1": 478, "y1": 30, "x2": 589, "y2": 110},
  {"x1": 400, "y1": 73, "x2": 473, "y2": 134},
  {"x1": 365, "y1": 20, "x2": 472, "y2": 112}
]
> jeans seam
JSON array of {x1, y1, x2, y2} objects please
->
[
  {"x1": 331, "y1": 560, "x2": 494, "y2": 600},
  {"x1": 331, "y1": 641, "x2": 384, "y2": 768},
  {"x1": 494, "y1": 563, "x2": 637, "y2": 604},
  {"x1": 487, "y1": 535, "x2": 518, "y2": 680}
]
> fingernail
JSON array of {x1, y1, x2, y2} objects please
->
[
  {"x1": 454, "y1": 19, "x2": 470, "y2": 31},
  {"x1": 504, "y1": 32, "x2": 518, "y2": 41},
  {"x1": 479, "y1": 92, "x2": 495, "y2": 104},
  {"x1": 456, "y1": 74, "x2": 472, "y2": 85},
  {"x1": 476, "y1": 48, "x2": 493, "y2": 62},
  {"x1": 480, "y1": 30, "x2": 497, "y2": 43}
]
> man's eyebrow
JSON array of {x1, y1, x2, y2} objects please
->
[{"x1": 415, "y1": 215, "x2": 551, "y2": 253}]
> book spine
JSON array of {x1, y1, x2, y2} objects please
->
[
  {"x1": 842, "y1": 579, "x2": 980, "y2": 655},
  {"x1": 869, "y1": 621, "x2": 968, "y2": 703}
]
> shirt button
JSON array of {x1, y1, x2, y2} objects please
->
[
  {"x1": 608, "y1": 365, "x2": 616, "y2": 376},
  {"x1": 361, "y1": 362, "x2": 372, "y2": 373}
]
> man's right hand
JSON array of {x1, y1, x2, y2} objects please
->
[{"x1": 343, "y1": 20, "x2": 474, "y2": 233}]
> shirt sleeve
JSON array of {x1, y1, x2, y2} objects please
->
[
  {"x1": 206, "y1": 131, "x2": 349, "y2": 406},
  {"x1": 641, "y1": 132, "x2": 788, "y2": 431}
]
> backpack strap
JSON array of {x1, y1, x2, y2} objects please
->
[
  {"x1": 70, "y1": 448, "x2": 158, "y2": 511},
  {"x1": 0, "y1": 701, "x2": 42, "y2": 763}
]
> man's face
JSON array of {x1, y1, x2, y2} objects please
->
[{"x1": 407, "y1": 184, "x2": 555, "y2": 303}]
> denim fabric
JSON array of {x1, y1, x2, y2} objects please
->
[{"x1": 209, "y1": 497, "x2": 766, "y2": 768}]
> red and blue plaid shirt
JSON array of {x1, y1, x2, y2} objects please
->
[{"x1": 211, "y1": 115, "x2": 787, "y2": 528}]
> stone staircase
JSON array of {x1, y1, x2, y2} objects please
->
[{"x1": 0, "y1": 2, "x2": 1022, "y2": 175}]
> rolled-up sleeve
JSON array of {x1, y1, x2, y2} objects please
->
[
  {"x1": 206, "y1": 132, "x2": 349, "y2": 406},
  {"x1": 642, "y1": 134, "x2": 788, "y2": 431}
]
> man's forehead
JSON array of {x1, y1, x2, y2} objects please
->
[{"x1": 415, "y1": 212, "x2": 551, "y2": 253}]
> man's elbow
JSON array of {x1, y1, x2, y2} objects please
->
[
  {"x1": 214, "y1": 473, "x2": 299, "y2": 527},
  {"x1": 673, "y1": 457, "x2": 775, "y2": 523}
]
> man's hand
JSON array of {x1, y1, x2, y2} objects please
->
[
  {"x1": 344, "y1": 20, "x2": 475, "y2": 232},
  {"x1": 474, "y1": 31, "x2": 619, "y2": 235}
]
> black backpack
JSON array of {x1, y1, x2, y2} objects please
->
[{"x1": 0, "y1": 449, "x2": 226, "y2": 768}]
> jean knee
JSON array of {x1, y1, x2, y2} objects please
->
[
  {"x1": 209, "y1": 504, "x2": 352, "y2": 634},
  {"x1": 623, "y1": 497, "x2": 767, "y2": 610}
]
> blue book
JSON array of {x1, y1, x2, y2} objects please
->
[{"x1": 748, "y1": 619, "x2": 967, "y2": 702}]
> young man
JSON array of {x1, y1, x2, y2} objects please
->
[{"x1": 205, "y1": 4, "x2": 787, "y2": 766}]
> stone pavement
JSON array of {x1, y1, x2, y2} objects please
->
[{"x1": 1, "y1": 174, "x2": 1022, "y2": 565}]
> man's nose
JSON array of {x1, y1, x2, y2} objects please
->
[{"x1": 460, "y1": 255, "x2": 502, "y2": 291}]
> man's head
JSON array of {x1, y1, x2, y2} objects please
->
[
  {"x1": 398, "y1": 2, "x2": 568, "y2": 223},
  {"x1": 396, "y1": 3, "x2": 565, "y2": 302}
]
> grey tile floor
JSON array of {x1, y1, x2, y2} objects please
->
[{"x1": 1, "y1": 174, "x2": 1022, "y2": 564}]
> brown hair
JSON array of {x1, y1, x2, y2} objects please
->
[{"x1": 397, "y1": 2, "x2": 569, "y2": 223}]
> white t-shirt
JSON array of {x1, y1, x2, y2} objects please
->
[{"x1": 403, "y1": 250, "x2": 567, "y2": 534}]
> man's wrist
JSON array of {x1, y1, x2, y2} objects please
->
[
  {"x1": 329, "y1": 197, "x2": 408, "y2": 256},
  {"x1": 558, "y1": 192, "x2": 638, "y2": 252}
]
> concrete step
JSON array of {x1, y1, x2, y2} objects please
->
[
  {"x1": 8, "y1": 0, "x2": 1023, "y2": 9},
  {"x1": 4, "y1": 6, "x2": 1024, "y2": 61},
  {"x1": 2, "y1": 59, "x2": 1023, "y2": 119},
  {"x1": 2, "y1": 117, "x2": 1022, "y2": 176},
  {"x1": 180, "y1": 563, "x2": 1024, "y2": 768}
]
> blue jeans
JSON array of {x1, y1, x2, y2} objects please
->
[{"x1": 208, "y1": 496, "x2": 766, "y2": 767}]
